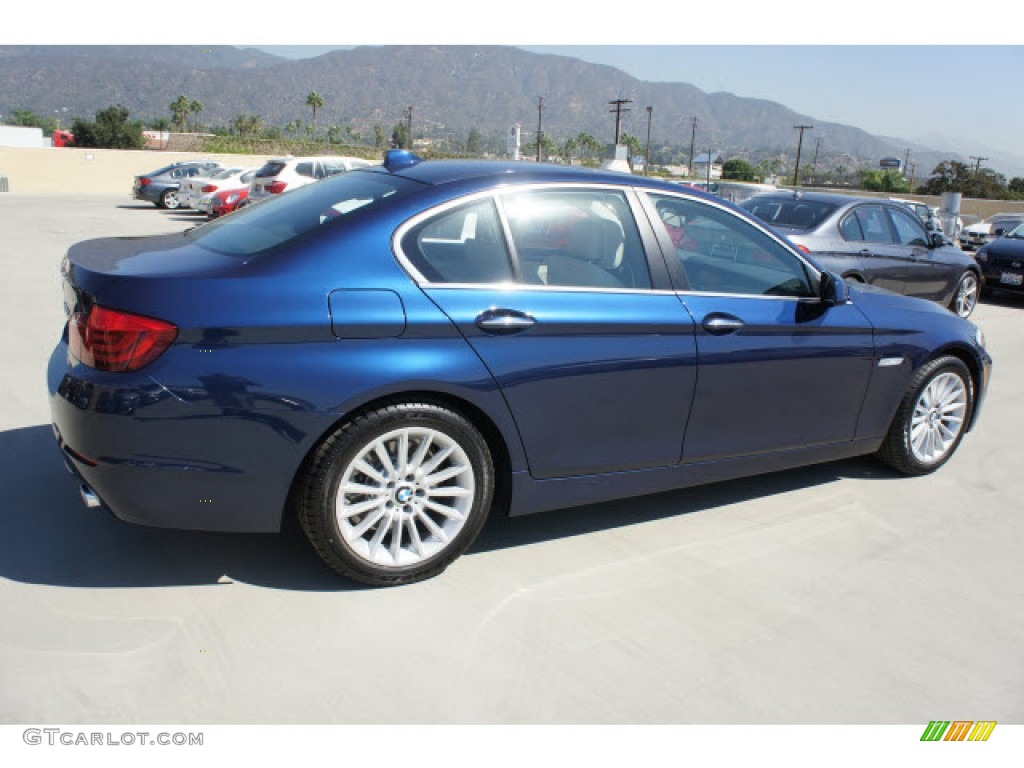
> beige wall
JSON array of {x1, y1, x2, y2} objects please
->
[
  {"x1": 0, "y1": 146, "x2": 278, "y2": 195},
  {"x1": 798, "y1": 186, "x2": 1024, "y2": 221}
]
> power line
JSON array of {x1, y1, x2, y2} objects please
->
[
  {"x1": 792, "y1": 125, "x2": 813, "y2": 186},
  {"x1": 608, "y1": 98, "x2": 632, "y2": 145}
]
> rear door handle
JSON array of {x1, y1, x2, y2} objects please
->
[
  {"x1": 475, "y1": 309, "x2": 535, "y2": 335},
  {"x1": 702, "y1": 313, "x2": 745, "y2": 335}
]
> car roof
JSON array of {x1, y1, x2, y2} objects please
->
[
  {"x1": 377, "y1": 159, "x2": 685, "y2": 192},
  {"x1": 747, "y1": 190, "x2": 894, "y2": 207}
]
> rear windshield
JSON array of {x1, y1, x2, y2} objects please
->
[
  {"x1": 740, "y1": 197, "x2": 837, "y2": 230},
  {"x1": 186, "y1": 170, "x2": 422, "y2": 256},
  {"x1": 255, "y1": 161, "x2": 288, "y2": 178}
]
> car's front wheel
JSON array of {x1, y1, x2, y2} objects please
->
[
  {"x1": 950, "y1": 271, "x2": 980, "y2": 318},
  {"x1": 877, "y1": 356, "x2": 973, "y2": 475},
  {"x1": 159, "y1": 189, "x2": 180, "y2": 210},
  {"x1": 296, "y1": 403, "x2": 495, "y2": 586}
]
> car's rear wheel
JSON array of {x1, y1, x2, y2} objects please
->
[
  {"x1": 159, "y1": 189, "x2": 180, "y2": 210},
  {"x1": 877, "y1": 356, "x2": 973, "y2": 475},
  {"x1": 296, "y1": 403, "x2": 494, "y2": 586},
  {"x1": 950, "y1": 271, "x2": 979, "y2": 318}
]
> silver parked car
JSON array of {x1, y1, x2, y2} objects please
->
[{"x1": 741, "y1": 191, "x2": 982, "y2": 318}]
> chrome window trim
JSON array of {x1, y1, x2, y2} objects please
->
[{"x1": 392, "y1": 182, "x2": 658, "y2": 292}]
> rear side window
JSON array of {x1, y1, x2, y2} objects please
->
[
  {"x1": 853, "y1": 206, "x2": 893, "y2": 243},
  {"x1": 295, "y1": 162, "x2": 316, "y2": 178},
  {"x1": 187, "y1": 171, "x2": 421, "y2": 257},
  {"x1": 402, "y1": 199, "x2": 514, "y2": 284}
]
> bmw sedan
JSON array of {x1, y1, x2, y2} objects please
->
[
  {"x1": 49, "y1": 153, "x2": 992, "y2": 585},
  {"x1": 975, "y1": 221, "x2": 1024, "y2": 295},
  {"x1": 741, "y1": 191, "x2": 982, "y2": 319},
  {"x1": 132, "y1": 160, "x2": 223, "y2": 209}
]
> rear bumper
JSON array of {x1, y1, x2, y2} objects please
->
[{"x1": 47, "y1": 341, "x2": 325, "y2": 533}]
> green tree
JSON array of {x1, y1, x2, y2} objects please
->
[
  {"x1": 620, "y1": 132, "x2": 643, "y2": 163},
  {"x1": 170, "y1": 95, "x2": 191, "y2": 132},
  {"x1": 306, "y1": 91, "x2": 324, "y2": 137},
  {"x1": 8, "y1": 109, "x2": 58, "y2": 134},
  {"x1": 466, "y1": 128, "x2": 483, "y2": 155},
  {"x1": 1009, "y1": 177, "x2": 1024, "y2": 195},
  {"x1": 572, "y1": 132, "x2": 603, "y2": 164},
  {"x1": 70, "y1": 104, "x2": 144, "y2": 149},
  {"x1": 391, "y1": 121, "x2": 410, "y2": 149},
  {"x1": 722, "y1": 158, "x2": 756, "y2": 181},
  {"x1": 189, "y1": 99, "x2": 203, "y2": 132},
  {"x1": 374, "y1": 124, "x2": 386, "y2": 150},
  {"x1": 327, "y1": 124, "x2": 341, "y2": 144},
  {"x1": 148, "y1": 117, "x2": 171, "y2": 131},
  {"x1": 285, "y1": 119, "x2": 303, "y2": 136}
]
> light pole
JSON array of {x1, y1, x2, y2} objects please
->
[
  {"x1": 644, "y1": 106, "x2": 653, "y2": 176},
  {"x1": 688, "y1": 117, "x2": 698, "y2": 179},
  {"x1": 536, "y1": 96, "x2": 544, "y2": 163},
  {"x1": 792, "y1": 124, "x2": 813, "y2": 186}
]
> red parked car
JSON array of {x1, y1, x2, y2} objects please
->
[{"x1": 208, "y1": 186, "x2": 249, "y2": 219}]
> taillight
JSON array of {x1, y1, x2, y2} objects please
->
[
  {"x1": 139, "y1": 177, "x2": 151, "y2": 186},
  {"x1": 68, "y1": 305, "x2": 177, "y2": 372},
  {"x1": 201, "y1": 184, "x2": 218, "y2": 193},
  {"x1": 795, "y1": 244, "x2": 811, "y2": 255},
  {"x1": 267, "y1": 180, "x2": 288, "y2": 194}
]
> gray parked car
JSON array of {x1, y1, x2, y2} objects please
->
[
  {"x1": 740, "y1": 191, "x2": 982, "y2": 318},
  {"x1": 132, "y1": 160, "x2": 223, "y2": 209}
]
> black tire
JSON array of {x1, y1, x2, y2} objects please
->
[
  {"x1": 159, "y1": 189, "x2": 180, "y2": 210},
  {"x1": 877, "y1": 356, "x2": 974, "y2": 476},
  {"x1": 949, "y1": 271, "x2": 980, "y2": 319},
  {"x1": 296, "y1": 403, "x2": 494, "y2": 586}
]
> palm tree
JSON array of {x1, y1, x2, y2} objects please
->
[
  {"x1": 305, "y1": 91, "x2": 324, "y2": 137},
  {"x1": 327, "y1": 125, "x2": 341, "y2": 144},
  {"x1": 170, "y1": 95, "x2": 191, "y2": 132},
  {"x1": 189, "y1": 99, "x2": 203, "y2": 133}
]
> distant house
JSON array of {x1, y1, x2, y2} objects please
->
[
  {"x1": 663, "y1": 164, "x2": 690, "y2": 178},
  {"x1": 692, "y1": 151, "x2": 724, "y2": 180}
]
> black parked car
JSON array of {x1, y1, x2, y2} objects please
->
[
  {"x1": 741, "y1": 191, "x2": 982, "y2": 318},
  {"x1": 132, "y1": 160, "x2": 223, "y2": 210},
  {"x1": 975, "y1": 221, "x2": 1024, "y2": 296}
]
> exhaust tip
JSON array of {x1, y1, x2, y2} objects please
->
[{"x1": 80, "y1": 485, "x2": 102, "y2": 509}]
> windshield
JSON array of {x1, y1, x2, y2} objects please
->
[
  {"x1": 740, "y1": 196, "x2": 837, "y2": 230},
  {"x1": 185, "y1": 170, "x2": 421, "y2": 256},
  {"x1": 1005, "y1": 222, "x2": 1024, "y2": 239}
]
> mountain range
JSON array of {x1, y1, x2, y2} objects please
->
[{"x1": 0, "y1": 44, "x2": 999, "y2": 175}]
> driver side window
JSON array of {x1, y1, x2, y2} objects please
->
[{"x1": 648, "y1": 193, "x2": 814, "y2": 297}]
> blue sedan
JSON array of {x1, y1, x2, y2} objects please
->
[{"x1": 49, "y1": 152, "x2": 992, "y2": 585}]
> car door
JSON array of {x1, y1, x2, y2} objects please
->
[
  {"x1": 839, "y1": 204, "x2": 911, "y2": 293},
  {"x1": 642, "y1": 192, "x2": 875, "y2": 463},
  {"x1": 886, "y1": 204, "x2": 955, "y2": 301},
  {"x1": 397, "y1": 186, "x2": 698, "y2": 480}
]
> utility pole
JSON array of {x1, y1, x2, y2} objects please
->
[
  {"x1": 608, "y1": 98, "x2": 632, "y2": 145},
  {"x1": 908, "y1": 162, "x2": 918, "y2": 191},
  {"x1": 969, "y1": 155, "x2": 988, "y2": 174},
  {"x1": 644, "y1": 106, "x2": 653, "y2": 176},
  {"x1": 903, "y1": 147, "x2": 911, "y2": 175},
  {"x1": 688, "y1": 117, "x2": 698, "y2": 179},
  {"x1": 536, "y1": 96, "x2": 545, "y2": 162},
  {"x1": 792, "y1": 124, "x2": 813, "y2": 186},
  {"x1": 404, "y1": 106, "x2": 413, "y2": 150},
  {"x1": 705, "y1": 147, "x2": 712, "y2": 188}
]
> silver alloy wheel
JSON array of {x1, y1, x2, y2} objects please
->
[
  {"x1": 954, "y1": 273, "x2": 979, "y2": 318},
  {"x1": 162, "y1": 190, "x2": 180, "y2": 209},
  {"x1": 334, "y1": 426, "x2": 475, "y2": 567},
  {"x1": 909, "y1": 372, "x2": 968, "y2": 465}
]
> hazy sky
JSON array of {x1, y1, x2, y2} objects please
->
[{"x1": 18, "y1": 1, "x2": 1024, "y2": 166}]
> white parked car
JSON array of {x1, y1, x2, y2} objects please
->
[
  {"x1": 190, "y1": 168, "x2": 257, "y2": 215},
  {"x1": 247, "y1": 156, "x2": 376, "y2": 203},
  {"x1": 178, "y1": 167, "x2": 253, "y2": 211},
  {"x1": 960, "y1": 213, "x2": 1024, "y2": 251}
]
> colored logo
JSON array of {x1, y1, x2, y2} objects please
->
[{"x1": 921, "y1": 721, "x2": 997, "y2": 741}]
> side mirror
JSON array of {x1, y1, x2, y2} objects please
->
[
  {"x1": 820, "y1": 271, "x2": 849, "y2": 306},
  {"x1": 993, "y1": 228, "x2": 1006, "y2": 237},
  {"x1": 929, "y1": 232, "x2": 945, "y2": 248}
]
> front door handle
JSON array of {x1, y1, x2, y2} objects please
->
[
  {"x1": 475, "y1": 309, "x2": 536, "y2": 335},
  {"x1": 703, "y1": 313, "x2": 745, "y2": 335}
]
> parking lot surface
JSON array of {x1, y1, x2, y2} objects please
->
[{"x1": 1, "y1": 193, "x2": 1022, "y2": 723}]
